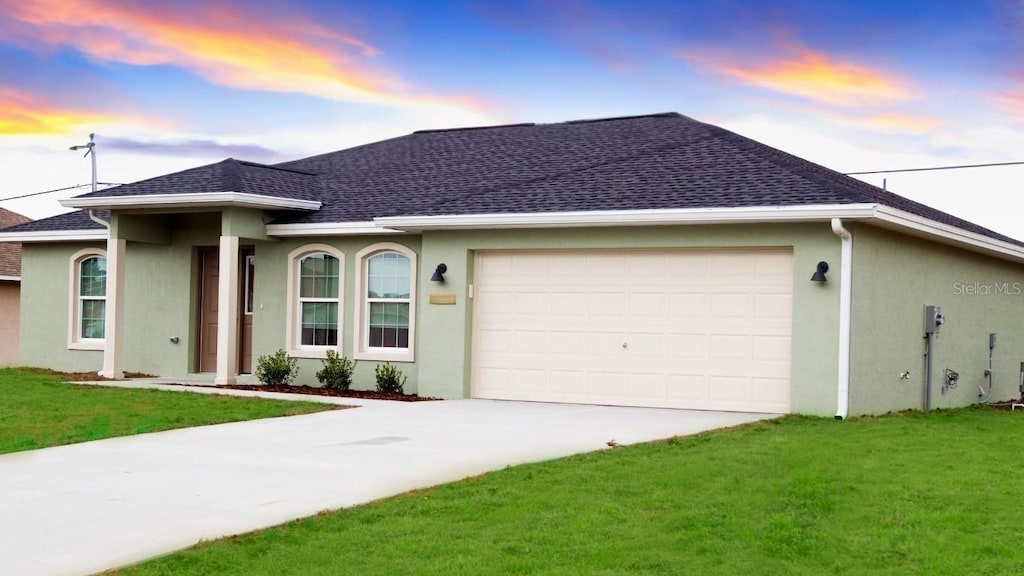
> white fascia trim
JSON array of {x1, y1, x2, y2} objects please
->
[
  {"x1": 0, "y1": 275, "x2": 19, "y2": 282},
  {"x1": 872, "y1": 205, "x2": 1024, "y2": 263},
  {"x1": 374, "y1": 204, "x2": 881, "y2": 230},
  {"x1": 0, "y1": 229, "x2": 108, "y2": 243},
  {"x1": 60, "y1": 192, "x2": 321, "y2": 211},
  {"x1": 267, "y1": 221, "x2": 407, "y2": 236}
]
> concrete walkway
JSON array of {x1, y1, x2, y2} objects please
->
[{"x1": 0, "y1": 384, "x2": 777, "y2": 576}]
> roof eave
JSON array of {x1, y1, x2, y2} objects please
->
[
  {"x1": 60, "y1": 192, "x2": 322, "y2": 212},
  {"x1": 0, "y1": 275, "x2": 19, "y2": 282},
  {"x1": 266, "y1": 221, "x2": 407, "y2": 236},
  {"x1": 0, "y1": 229, "x2": 108, "y2": 243},
  {"x1": 374, "y1": 203, "x2": 1024, "y2": 265},
  {"x1": 373, "y1": 204, "x2": 881, "y2": 230}
]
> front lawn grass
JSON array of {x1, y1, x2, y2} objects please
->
[
  {"x1": 0, "y1": 368, "x2": 335, "y2": 454},
  {"x1": 108, "y1": 407, "x2": 1024, "y2": 575}
]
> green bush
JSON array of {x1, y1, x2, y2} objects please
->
[
  {"x1": 317, "y1": 350, "x2": 356, "y2": 391},
  {"x1": 374, "y1": 362, "x2": 406, "y2": 394},
  {"x1": 255, "y1": 349, "x2": 299, "y2": 387}
]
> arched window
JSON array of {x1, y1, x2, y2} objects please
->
[
  {"x1": 68, "y1": 248, "x2": 107, "y2": 349},
  {"x1": 286, "y1": 244, "x2": 344, "y2": 357},
  {"x1": 354, "y1": 243, "x2": 417, "y2": 362}
]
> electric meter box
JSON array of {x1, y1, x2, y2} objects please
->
[{"x1": 925, "y1": 305, "x2": 943, "y2": 334}]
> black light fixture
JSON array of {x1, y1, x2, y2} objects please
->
[
  {"x1": 810, "y1": 261, "x2": 829, "y2": 282},
  {"x1": 431, "y1": 263, "x2": 447, "y2": 282}
]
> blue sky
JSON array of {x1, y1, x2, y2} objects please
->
[{"x1": 1, "y1": 0, "x2": 1021, "y2": 236}]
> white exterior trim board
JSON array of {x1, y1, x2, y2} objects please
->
[
  {"x1": 267, "y1": 222, "x2": 406, "y2": 236},
  {"x1": 61, "y1": 192, "x2": 321, "y2": 211},
  {"x1": 0, "y1": 230, "x2": 108, "y2": 243},
  {"x1": 374, "y1": 204, "x2": 881, "y2": 230},
  {"x1": 0, "y1": 275, "x2": 19, "y2": 282}
]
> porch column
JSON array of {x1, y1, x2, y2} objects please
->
[
  {"x1": 215, "y1": 235, "x2": 240, "y2": 385},
  {"x1": 99, "y1": 237, "x2": 125, "y2": 379}
]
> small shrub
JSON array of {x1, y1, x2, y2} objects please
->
[
  {"x1": 255, "y1": 349, "x2": 299, "y2": 387},
  {"x1": 375, "y1": 362, "x2": 406, "y2": 395},
  {"x1": 317, "y1": 350, "x2": 356, "y2": 391}
]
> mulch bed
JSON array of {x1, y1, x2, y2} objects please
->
[
  {"x1": 32, "y1": 369, "x2": 439, "y2": 402},
  {"x1": 165, "y1": 382, "x2": 440, "y2": 402}
]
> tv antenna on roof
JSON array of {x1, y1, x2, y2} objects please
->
[{"x1": 70, "y1": 133, "x2": 97, "y2": 193}]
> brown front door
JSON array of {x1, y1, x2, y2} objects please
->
[
  {"x1": 197, "y1": 248, "x2": 219, "y2": 373},
  {"x1": 240, "y1": 249, "x2": 254, "y2": 374},
  {"x1": 196, "y1": 246, "x2": 255, "y2": 374}
]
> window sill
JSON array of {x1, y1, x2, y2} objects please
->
[
  {"x1": 354, "y1": 349, "x2": 414, "y2": 363},
  {"x1": 68, "y1": 341, "x2": 104, "y2": 351},
  {"x1": 287, "y1": 347, "x2": 339, "y2": 360}
]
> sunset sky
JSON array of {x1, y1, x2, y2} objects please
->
[{"x1": 1, "y1": 0, "x2": 1021, "y2": 237}]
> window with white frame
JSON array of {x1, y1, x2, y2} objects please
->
[
  {"x1": 68, "y1": 248, "x2": 107, "y2": 349},
  {"x1": 354, "y1": 243, "x2": 416, "y2": 361},
  {"x1": 286, "y1": 245, "x2": 344, "y2": 357}
]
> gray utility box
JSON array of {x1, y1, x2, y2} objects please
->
[{"x1": 925, "y1": 305, "x2": 943, "y2": 335}]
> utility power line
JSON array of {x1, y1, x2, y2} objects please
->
[
  {"x1": 0, "y1": 182, "x2": 121, "y2": 203},
  {"x1": 1, "y1": 160, "x2": 1019, "y2": 205},
  {"x1": 844, "y1": 161, "x2": 1024, "y2": 175}
]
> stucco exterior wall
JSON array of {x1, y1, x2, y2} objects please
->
[
  {"x1": 17, "y1": 216, "x2": 1024, "y2": 415},
  {"x1": 252, "y1": 235, "x2": 423, "y2": 392},
  {"x1": 20, "y1": 242, "x2": 106, "y2": 371},
  {"x1": 416, "y1": 222, "x2": 843, "y2": 415},
  {"x1": 0, "y1": 281, "x2": 19, "y2": 365},
  {"x1": 848, "y1": 224, "x2": 1024, "y2": 415}
]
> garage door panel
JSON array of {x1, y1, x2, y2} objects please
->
[
  {"x1": 753, "y1": 335, "x2": 790, "y2": 362},
  {"x1": 709, "y1": 334, "x2": 751, "y2": 360},
  {"x1": 710, "y1": 376, "x2": 751, "y2": 402},
  {"x1": 667, "y1": 333, "x2": 706, "y2": 359},
  {"x1": 472, "y1": 249, "x2": 792, "y2": 413},
  {"x1": 666, "y1": 374, "x2": 708, "y2": 400},
  {"x1": 754, "y1": 293, "x2": 792, "y2": 318},
  {"x1": 668, "y1": 293, "x2": 708, "y2": 316},
  {"x1": 711, "y1": 293, "x2": 752, "y2": 317}
]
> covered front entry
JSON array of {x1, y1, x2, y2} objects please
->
[
  {"x1": 471, "y1": 249, "x2": 794, "y2": 413},
  {"x1": 196, "y1": 246, "x2": 254, "y2": 374}
]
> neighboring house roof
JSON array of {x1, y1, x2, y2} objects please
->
[
  {"x1": 1, "y1": 113, "x2": 1021, "y2": 253},
  {"x1": 0, "y1": 208, "x2": 32, "y2": 278}
]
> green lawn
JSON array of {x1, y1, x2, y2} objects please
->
[
  {"x1": 0, "y1": 368, "x2": 335, "y2": 454},
  {"x1": 106, "y1": 407, "x2": 1024, "y2": 575}
]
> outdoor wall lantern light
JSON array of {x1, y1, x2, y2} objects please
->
[
  {"x1": 431, "y1": 263, "x2": 448, "y2": 282},
  {"x1": 810, "y1": 261, "x2": 829, "y2": 282}
]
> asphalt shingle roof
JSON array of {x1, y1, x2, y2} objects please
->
[
  {"x1": 5, "y1": 113, "x2": 1018, "y2": 246},
  {"x1": 75, "y1": 158, "x2": 323, "y2": 202},
  {"x1": 0, "y1": 208, "x2": 32, "y2": 277}
]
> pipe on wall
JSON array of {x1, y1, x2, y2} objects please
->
[
  {"x1": 832, "y1": 218, "x2": 853, "y2": 420},
  {"x1": 87, "y1": 209, "x2": 109, "y2": 229}
]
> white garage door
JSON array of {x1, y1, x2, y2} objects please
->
[{"x1": 471, "y1": 249, "x2": 793, "y2": 413}]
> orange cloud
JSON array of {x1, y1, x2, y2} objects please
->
[
  {"x1": 684, "y1": 43, "x2": 914, "y2": 107},
  {"x1": 993, "y1": 77, "x2": 1024, "y2": 122},
  {"x1": 865, "y1": 113, "x2": 942, "y2": 133},
  {"x1": 0, "y1": 88, "x2": 115, "y2": 135},
  {"x1": 0, "y1": 0, "x2": 471, "y2": 109}
]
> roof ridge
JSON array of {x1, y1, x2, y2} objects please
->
[
  {"x1": 236, "y1": 159, "x2": 319, "y2": 176},
  {"x1": 414, "y1": 122, "x2": 536, "y2": 134},
  {"x1": 422, "y1": 122, "x2": 719, "y2": 213},
  {"x1": 564, "y1": 112, "x2": 683, "y2": 124}
]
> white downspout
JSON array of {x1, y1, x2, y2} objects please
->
[
  {"x1": 832, "y1": 218, "x2": 852, "y2": 419},
  {"x1": 87, "y1": 210, "x2": 109, "y2": 229}
]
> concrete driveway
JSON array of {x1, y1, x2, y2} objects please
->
[{"x1": 0, "y1": 386, "x2": 777, "y2": 576}]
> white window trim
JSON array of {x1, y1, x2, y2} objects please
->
[
  {"x1": 353, "y1": 242, "x2": 417, "y2": 363},
  {"x1": 285, "y1": 244, "x2": 344, "y2": 359},
  {"x1": 67, "y1": 247, "x2": 107, "y2": 351}
]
